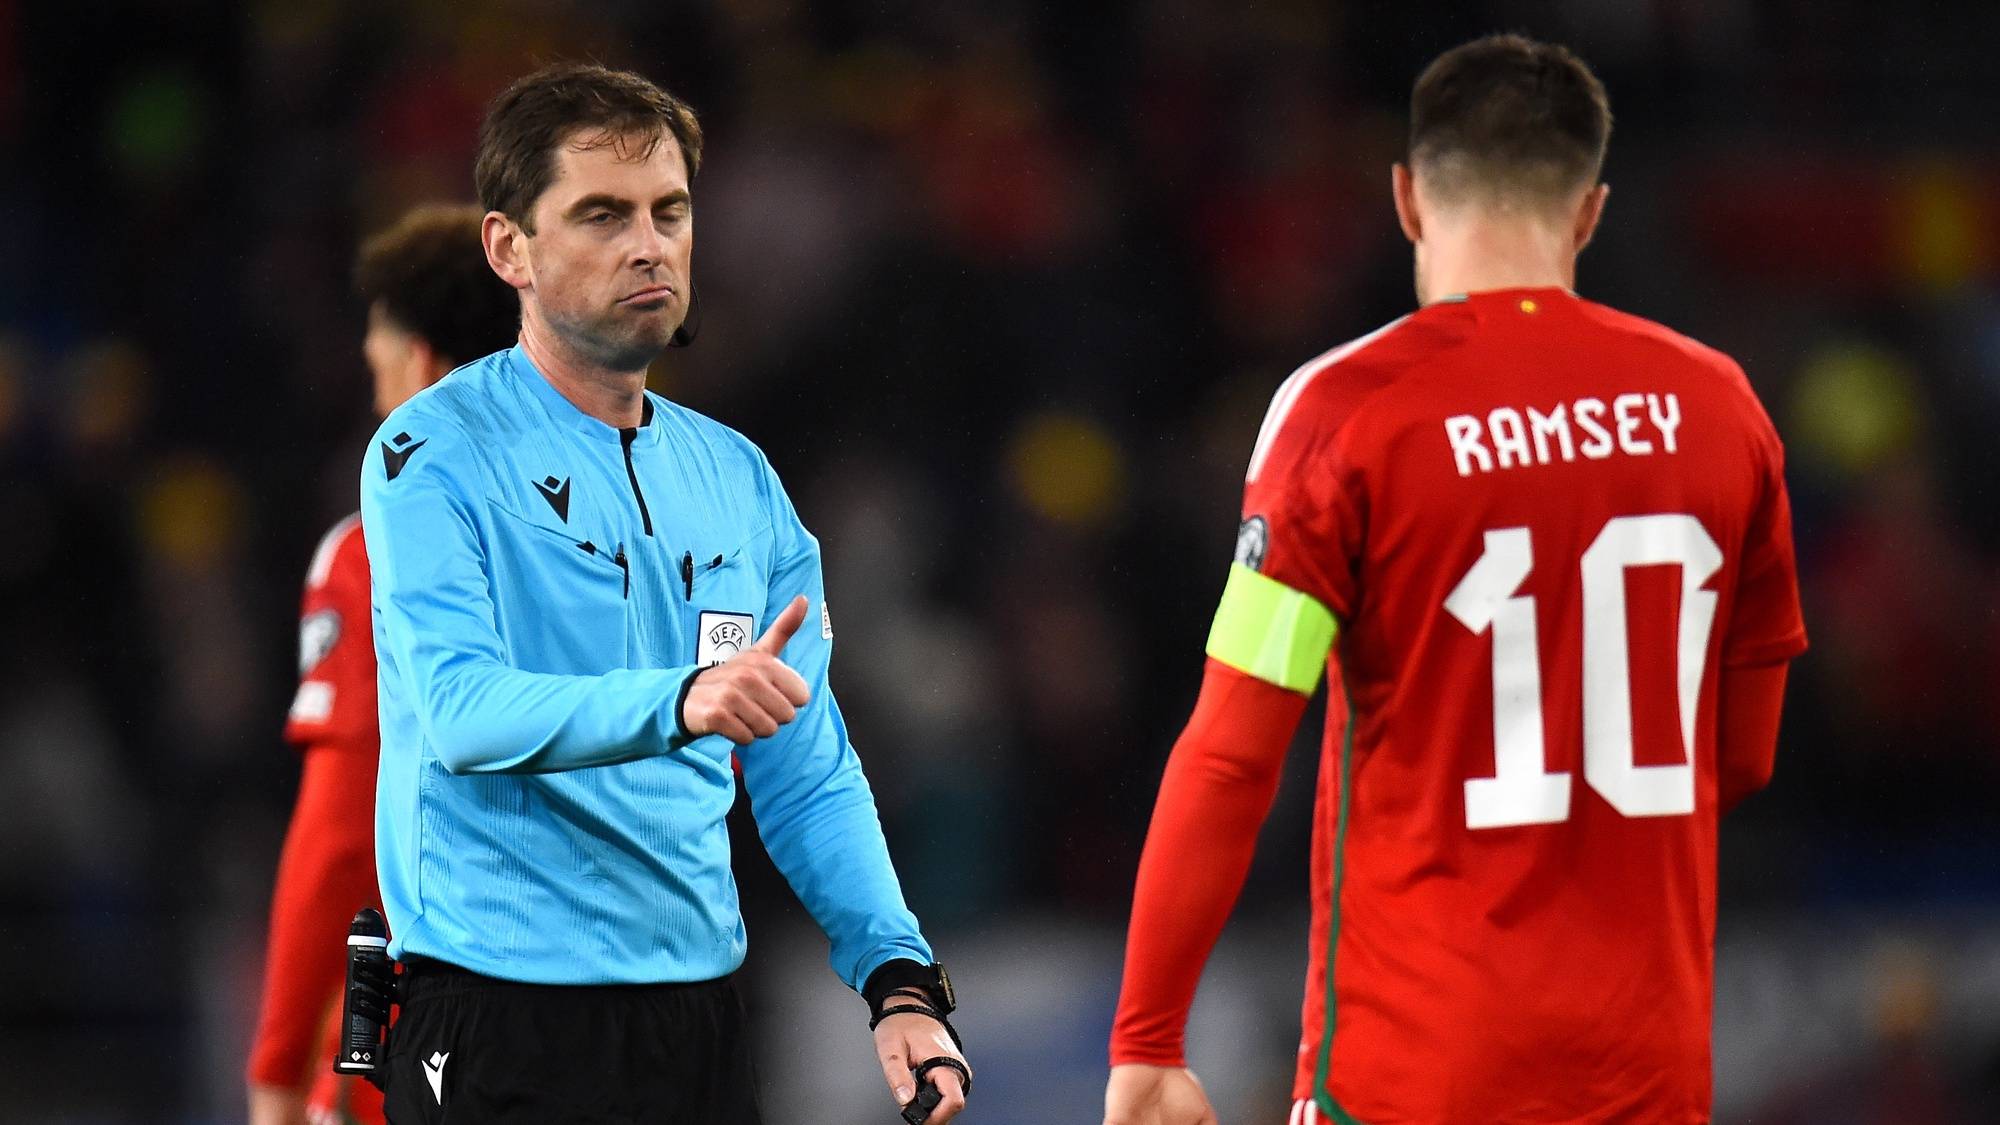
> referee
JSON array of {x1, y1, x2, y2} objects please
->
[{"x1": 361, "y1": 63, "x2": 970, "y2": 1123}]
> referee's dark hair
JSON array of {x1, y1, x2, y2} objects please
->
[
  {"x1": 1409, "y1": 34, "x2": 1612, "y2": 210},
  {"x1": 475, "y1": 62, "x2": 704, "y2": 235},
  {"x1": 354, "y1": 204, "x2": 520, "y2": 366}
]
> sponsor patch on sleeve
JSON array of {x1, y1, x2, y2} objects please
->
[
  {"x1": 821, "y1": 600, "x2": 833, "y2": 640},
  {"x1": 299, "y1": 609, "x2": 341, "y2": 674},
  {"x1": 289, "y1": 680, "x2": 335, "y2": 724},
  {"x1": 1234, "y1": 516, "x2": 1269, "y2": 572}
]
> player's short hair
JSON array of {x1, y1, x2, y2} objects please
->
[
  {"x1": 1409, "y1": 34, "x2": 1611, "y2": 210},
  {"x1": 354, "y1": 203, "x2": 519, "y2": 365},
  {"x1": 475, "y1": 62, "x2": 704, "y2": 235}
]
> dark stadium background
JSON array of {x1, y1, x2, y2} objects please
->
[{"x1": 2, "y1": 1, "x2": 1998, "y2": 1121}]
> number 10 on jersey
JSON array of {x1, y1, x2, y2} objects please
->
[{"x1": 1445, "y1": 515, "x2": 1723, "y2": 830}]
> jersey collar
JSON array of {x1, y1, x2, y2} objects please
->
[{"x1": 506, "y1": 345, "x2": 663, "y2": 447}]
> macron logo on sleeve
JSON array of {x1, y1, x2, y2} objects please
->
[{"x1": 381, "y1": 432, "x2": 427, "y2": 481}]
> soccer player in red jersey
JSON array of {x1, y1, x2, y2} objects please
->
[
  {"x1": 247, "y1": 205, "x2": 520, "y2": 1125},
  {"x1": 1106, "y1": 35, "x2": 1806, "y2": 1125}
]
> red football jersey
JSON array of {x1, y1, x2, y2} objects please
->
[
  {"x1": 249, "y1": 514, "x2": 387, "y2": 1125},
  {"x1": 1109, "y1": 287, "x2": 1806, "y2": 1121},
  {"x1": 1241, "y1": 289, "x2": 1806, "y2": 1120}
]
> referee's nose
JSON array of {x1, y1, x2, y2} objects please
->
[{"x1": 627, "y1": 220, "x2": 674, "y2": 273}]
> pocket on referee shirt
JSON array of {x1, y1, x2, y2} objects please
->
[
  {"x1": 682, "y1": 530, "x2": 772, "y2": 670},
  {"x1": 484, "y1": 501, "x2": 632, "y2": 674}
]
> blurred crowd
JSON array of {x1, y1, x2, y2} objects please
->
[{"x1": 1, "y1": 0, "x2": 1998, "y2": 1120}]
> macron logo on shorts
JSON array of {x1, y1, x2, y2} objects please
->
[{"x1": 423, "y1": 1051, "x2": 450, "y2": 1105}]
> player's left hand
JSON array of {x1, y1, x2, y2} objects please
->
[
  {"x1": 873, "y1": 1011, "x2": 970, "y2": 1122},
  {"x1": 1103, "y1": 1063, "x2": 1218, "y2": 1125}
]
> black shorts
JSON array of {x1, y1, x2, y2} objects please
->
[{"x1": 380, "y1": 958, "x2": 763, "y2": 1125}]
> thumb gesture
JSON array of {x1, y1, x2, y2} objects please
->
[
  {"x1": 681, "y1": 596, "x2": 813, "y2": 746},
  {"x1": 752, "y1": 595, "x2": 809, "y2": 656}
]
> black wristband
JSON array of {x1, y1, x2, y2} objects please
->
[{"x1": 863, "y1": 959, "x2": 955, "y2": 1016}]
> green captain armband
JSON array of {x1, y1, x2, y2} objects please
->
[{"x1": 1204, "y1": 563, "x2": 1338, "y2": 694}]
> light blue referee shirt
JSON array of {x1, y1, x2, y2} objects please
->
[{"x1": 360, "y1": 344, "x2": 932, "y2": 988}]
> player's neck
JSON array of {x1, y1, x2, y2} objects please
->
[
  {"x1": 1417, "y1": 216, "x2": 1576, "y2": 306},
  {"x1": 517, "y1": 313, "x2": 651, "y2": 430}
]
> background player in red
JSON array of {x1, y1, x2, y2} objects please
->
[
  {"x1": 247, "y1": 204, "x2": 520, "y2": 1125},
  {"x1": 1106, "y1": 35, "x2": 1806, "y2": 1125}
]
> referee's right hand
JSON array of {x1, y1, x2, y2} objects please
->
[{"x1": 680, "y1": 595, "x2": 813, "y2": 745}]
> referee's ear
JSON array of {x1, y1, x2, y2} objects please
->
[{"x1": 483, "y1": 210, "x2": 532, "y2": 292}]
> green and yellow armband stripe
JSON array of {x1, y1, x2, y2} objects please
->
[{"x1": 1204, "y1": 563, "x2": 1338, "y2": 694}]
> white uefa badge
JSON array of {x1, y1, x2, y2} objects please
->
[
  {"x1": 821, "y1": 599, "x2": 833, "y2": 640},
  {"x1": 697, "y1": 610, "x2": 757, "y2": 667},
  {"x1": 1235, "y1": 515, "x2": 1270, "y2": 572},
  {"x1": 299, "y1": 609, "x2": 341, "y2": 674}
]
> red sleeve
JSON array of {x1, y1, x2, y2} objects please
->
[
  {"x1": 251, "y1": 516, "x2": 383, "y2": 1088},
  {"x1": 246, "y1": 742, "x2": 382, "y2": 1086},
  {"x1": 1108, "y1": 343, "x2": 1392, "y2": 1067},
  {"x1": 1708, "y1": 370, "x2": 1801, "y2": 810},
  {"x1": 1718, "y1": 662, "x2": 1788, "y2": 813},
  {"x1": 1722, "y1": 409, "x2": 1808, "y2": 668},
  {"x1": 284, "y1": 516, "x2": 380, "y2": 750},
  {"x1": 1109, "y1": 659, "x2": 1310, "y2": 1066}
]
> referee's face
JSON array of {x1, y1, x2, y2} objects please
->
[{"x1": 519, "y1": 128, "x2": 693, "y2": 374}]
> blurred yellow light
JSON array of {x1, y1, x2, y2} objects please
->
[
  {"x1": 1788, "y1": 342, "x2": 1922, "y2": 477},
  {"x1": 1896, "y1": 162, "x2": 1987, "y2": 294},
  {"x1": 1006, "y1": 412, "x2": 1126, "y2": 526},
  {"x1": 139, "y1": 455, "x2": 247, "y2": 570}
]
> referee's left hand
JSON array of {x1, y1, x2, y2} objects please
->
[
  {"x1": 681, "y1": 596, "x2": 813, "y2": 744},
  {"x1": 874, "y1": 1011, "x2": 970, "y2": 1122}
]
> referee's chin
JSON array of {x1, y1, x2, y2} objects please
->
[{"x1": 595, "y1": 318, "x2": 676, "y2": 372}]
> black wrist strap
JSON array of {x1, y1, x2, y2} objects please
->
[
  {"x1": 869, "y1": 1002, "x2": 965, "y2": 1052},
  {"x1": 868, "y1": 1002, "x2": 940, "y2": 1031}
]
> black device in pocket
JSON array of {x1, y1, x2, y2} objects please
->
[{"x1": 335, "y1": 907, "x2": 396, "y2": 1078}]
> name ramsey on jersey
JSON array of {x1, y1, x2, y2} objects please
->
[{"x1": 1444, "y1": 392, "x2": 1682, "y2": 477}]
